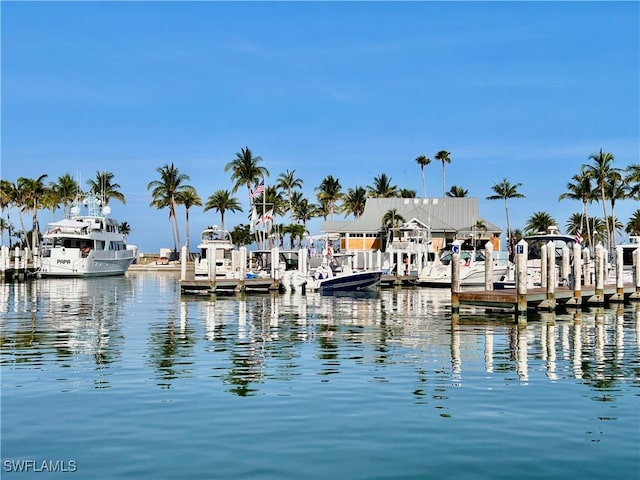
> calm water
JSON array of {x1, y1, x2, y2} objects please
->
[{"x1": 1, "y1": 272, "x2": 639, "y2": 480}]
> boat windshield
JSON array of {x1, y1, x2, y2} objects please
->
[
  {"x1": 527, "y1": 237, "x2": 576, "y2": 260},
  {"x1": 439, "y1": 250, "x2": 483, "y2": 265}
]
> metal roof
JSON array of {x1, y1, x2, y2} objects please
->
[{"x1": 320, "y1": 197, "x2": 502, "y2": 235}]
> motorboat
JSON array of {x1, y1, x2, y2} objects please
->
[
  {"x1": 609, "y1": 236, "x2": 639, "y2": 284},
  {"x1": 523, "y1": 227, "x2": 578, "y2": 286},
  {"x1": 306, "y1": 253, "x2": 382, "y2": 293},
  {"x1": 39, "y1": 194, "x2": 136, "y2": 277},
  {"x1": 416, "y1": 241, "x2": 511, "y2": 288},
  {"x1": 194, "y1": 228, "x2": 238, "y2": 278},
  {"x1": 249, "y1": 249, "x2": 307, "y2": 292}
]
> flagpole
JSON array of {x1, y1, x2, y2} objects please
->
[{"x1": 262, "y1": 177, "x2": 267, "y2": 249}]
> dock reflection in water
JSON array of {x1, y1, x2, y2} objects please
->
[{"x1": 1, "y1": 273, "x2": 638, "y2": 480}]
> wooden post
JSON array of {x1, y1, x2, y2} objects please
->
[
  {"x1": 208, "y1": 245, "x2": 216, "y2": 280},
  {"x1": 631, "y1": 248, "x2": 640, "y2": 300},
  {"x1": 566, "y1": 241, "x2": 582, "y2": 308},
  {"x1": 516, "y1": 239, "x2": 528, "y2": 318},
  {"x1": 587, "y1": 243, "x2": 604, "y2": 305},
  {"x1": 540, "y1": 241, "x2": 548, "y2": 288},
  {"x1": 582, "y1": 247, "x2": 591, "y2": 285},
  {"x1": 180, "y1": 245, "x2": 187, "y2": 281},
  {"x1": 239, "y1": 246, "x2": 247, "y2": 278},
  {"x1": 14, "y1": 246, "x2": 20, "y2": 277},
  {"x1": 484, "y1": 241, "x2": 494, "y2": 291},
  {"x1": 450, "y1": 241, "x2": 461, "y2": 314},
  {"x1": 538, "y1": 241, "x2": 556, "y2": 311},
  {"x1": 0, "y1": 245, "x2": 7, "y2": 281},
  {"x1": 561, "y1": 245, "x2": 570, "y2": 286},
  {"x1": 610, "y1": 245, "x2": 625, "y2": 303}
]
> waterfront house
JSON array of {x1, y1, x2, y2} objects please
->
[{"x1": 320, "y1": 197, "x2": 503, "y2": 254}]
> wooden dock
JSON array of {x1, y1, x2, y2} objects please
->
[
  {"x1": 180, "y1": 276, "x2": 279, "y2": 295},
  {"x1": 380, "y1": 274, "x2": 418, "y2": 288},
  {"x1": 456, "y1": 283, "x2": 639, "y2": 312}
]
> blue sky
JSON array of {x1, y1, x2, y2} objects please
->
[{"x1": 2, "y1": 1, "x2": 639, "y2": 253}]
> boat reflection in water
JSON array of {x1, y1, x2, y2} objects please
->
[
  {"x1": 2, "y1": 278, "x2": 638, "y2": 393},
  {"x1": 2, "y1": 273, "x2": 638, "y2": 479},
  {"x1": 1, "y1": 276, "x2": 135, "y2": 382}
]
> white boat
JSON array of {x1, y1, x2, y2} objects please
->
[
  {"x1": 39, "y1": 194, "x2": 135, "y2": 277},
  {"x1": 249, "y1": 249, "x2": 307, "y2": 292},
  {"x1": 416, "y1": 242, "x2": 512, "y2": 288},
  {"x1": 194, "y1": 228, "x2": 237, "y2": 278},
  {"x1": 609, "y1": 236, "x2": 639, "y2": 284},
  {"x1": 306, "y1": 253, "x2": 382, "y2": 293},
  {"x1": 523, "y1": 227, "x2": 578, "y2": 287}
]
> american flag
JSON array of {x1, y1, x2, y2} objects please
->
[
  {"x1": 250, "y1": 180, "x2": 265, "y2": 199},
  {"x1": 575, "y1": 229, "x2": 582, "y2": 244}
]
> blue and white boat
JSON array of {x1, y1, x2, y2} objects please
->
[{"x1": 306, "y1": 253, "x2": 382, "y2": 293}]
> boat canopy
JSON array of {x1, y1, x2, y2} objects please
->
[{"x1": 47, "y1": 218, "x2": 87, "y2": 231}]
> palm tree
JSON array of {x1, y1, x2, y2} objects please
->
[
  {"x1": 224, "y1": 146, "x2": 269, "y2": 205},
  {"x1": 315, "y1": 199, "x2": 331, "y2": 221},
  {"x1": 605, "y1": 169, "x2": 626, "y2": 247},
  {"x1": 276, "y1": 169, "x2": 303, "y2": 221},
  {"x1": 446, "y1": 185, "x2": 468, "y2": 197},
  {"x1": 625, "y1": 209, "x2": 640, "y2": 236},
  {"x1": 0, "y1": 217, "x2": 11, "y2": 247},
  {"x1": 584, "y1": 148, "x2": 615, "y2": 251},
  {"x1": 87, "y1": 171, "x2": 125, "y2": 205},
  {"x1": 626, "y1": 164, "x2": 640, "y2": 200},
  {"x1": 262, "y1": 185, "x2": 286, "y2": 218},
  {"x1": 434, "y1": 150, "x2": 452, "y2": 198},
  {"x1": 382, "y1": 208, "x2": 405, "y2": 250},
  {"x1": 52, "y1": 173, "x2": 79, "y2": 217},
  {"x1": 558, "y1": 167, "x2": 595, "y2": 250},
  {"x1": 40, "y1": 187, "x2": 61, "y2": 221},
  {"x1": 471, "y1": 219, "x2": 488, "y2": 248},
  {"x1": 606, "y1": 214, "x2": 624, "y2": 243},
  {"x1": 341, "y1": 186, "x2": 367, "y2": 218},
  {"x1": 292, "y1": 198, "x2": 317, "y2": 229},
  {"x1": 281, "y1": 223, "x2": 307, "y2": 249},
  {"x1": 229, "y1": 224, "x2": 253, "y2": 247},
  {"x1": 398, "y1": 188, "x2": 417, "y2": 198},
  {"x1": 415, "y1": 155, "x2": 431, "y2": 197},
  {"x1": 567, "y1": 214, "x2": 606, "y2": 248},
  {"x1": 203, "y1": 189, "x2": 243, "y2": 236},
  {"x1": 176, "y1": 186, "x2": 202, "y2": 253},
  {"x1": 315, "y1": 175, "x2": 342, "y2": 220},
  {"x1": 17, "y1": 174, "x2": 48, "y2": 250},
  {"x1": 486, "y1": 178, "x2": 525, "y2": 256},
  {"x1": 524, "y1": 211, "x2": 557, "y2": 236},
  {"x1": 367, "y1": 173, "x2": 397, "y2": 198},
  {"x1": 2, "y1": 180, "x2": 22, "y2": 248},
  {"x1": 119, "y1": 221, "x2": 131, "y2": 239},
  {"x1": 147, "y1": 163, "x2": 191, "y2": 252},
  {"x1": 382, "y1": 208, "x2": 405, "y2": 228},
  {"x1": 1, "y1": 180, "x2": 17, "y2": 246}
]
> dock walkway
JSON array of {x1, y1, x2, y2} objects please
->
[{"x1": 457, "y1": 283, "x2": 639, "y2": 311}]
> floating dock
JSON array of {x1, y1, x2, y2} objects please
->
[
  {"x1": 450, "y1": 239, "x2": 640, "y2": 318},
  {"x1": 180, "y1": 276, "x2": 279, "y2": 295},
  {"x1": 457, "y1": 283, "x2": 638, "y2": 311}
]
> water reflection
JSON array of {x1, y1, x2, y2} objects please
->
[
  {"x1": 2, "y1": 278, "x2": 639, "y2": 398},
  {"x1": 0, "y1": 277, "x2": 135, "y2": 388}
]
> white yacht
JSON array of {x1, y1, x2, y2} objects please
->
[
  {"x1": 194, "y1": 228, "x2": 237, "y2": 278},
  {"x1": 39, "y1": 194, "x2": 135, "y2": 277},
  {"x1": 416, "y1": 241, "x2": 511, "y2": 288}
]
